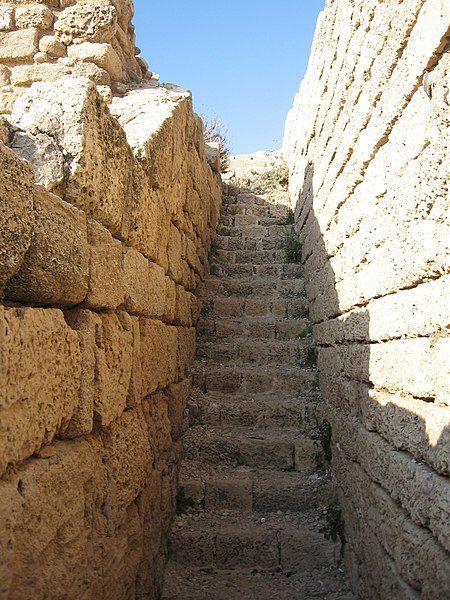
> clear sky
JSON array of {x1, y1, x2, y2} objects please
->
[{"x1": 133, "y1": 1, "x2": 325, "y2": 154}]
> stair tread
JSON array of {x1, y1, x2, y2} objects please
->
[
  {"x1": 162, "y1": 562, "x2": 354, "y2": 600},
  {"x1": 170, "y1": 508, "x2": 327, "y2": 538}
]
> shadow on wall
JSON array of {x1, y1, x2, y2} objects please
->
[{"x1": 297, "y1": 162, "x2": 449, "y2": 599}]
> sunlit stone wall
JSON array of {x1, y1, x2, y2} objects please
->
[
  {"x1": 283, "y1": 0, "x2": 450, "y2": 597},
  {"x1": 0, "y1": 0, "x2": 153, "y2": 111}
]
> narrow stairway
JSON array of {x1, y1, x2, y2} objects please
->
[{"x1": 162, "y1": 152, "x2": 354, "y2": 600}]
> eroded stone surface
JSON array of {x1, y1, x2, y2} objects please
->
[{"x1": 283, "y1": 1, "x2": 450, "y2": 596}]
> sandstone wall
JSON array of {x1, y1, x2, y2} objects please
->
[
  {"x1": 0, "y1": 0, "x2": 152, "y2": 112},
  {"x1": 283, "y1": 0, "x2": 450, "y2": 598},
  {"x1": 0, "y1": 74, "x2": 221, "y2": 598}
]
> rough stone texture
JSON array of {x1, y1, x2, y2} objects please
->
[
  {"x1": 0, "y1": 1, "x2": 152, "y2": 111},
  {"x1": 283, "y1": 1, "x2": 450, "y2": 597},
  {"x1": 0, "y1": 141, "x2": 35, "y2": 296},
  {"x1": 0, "y1": 32, "x2": 221, "y2": 599}
]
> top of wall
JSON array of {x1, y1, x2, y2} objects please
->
[{"x1": 0, "y1": 0, "x2": 157, "y2": 111}]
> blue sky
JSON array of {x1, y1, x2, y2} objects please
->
[{"x1": 133, "y1": 1, "x2": 325, "y2": 154}]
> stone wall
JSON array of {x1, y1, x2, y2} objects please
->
[
  {"x1": 283, "y1": 0, "x2": 450, "y2": 598},
  {"x1": 0, "y1": 72, "x2": 221, "y2": 597},
  {"x1": 0, "y1": 0, "x2": 153, "y2": 112}
]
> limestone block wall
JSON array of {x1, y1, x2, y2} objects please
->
[
  {"x1": 283, "y1": 0, "x2": 450, "y2": 597},
  {"x1": 0, "y1": 75, "x2": 221, "y2": 598},
  {"x1": 0, "y1": 0, "x2": 151, "y2": 112}
]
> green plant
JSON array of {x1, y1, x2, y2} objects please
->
[
  {"x1": 278, "y1": 208, "x2": 295, "y2": 225},
  {"x1": 176, "y1": 487, "x2": 195, "y2": 515},
  {"x1": 285, "y1": 237, "x2": 302, "y2": 263},
  {"x1": 298, "y1": 329, "x2": 308, "y2": 340},
  {"x1": 217, "y1": 226, "x2": 231, "y2": 236},
  {"x1": 320, "y1": 502, "x2": 346, "y2": 553},
  {"x1": 208, "y1": 242, "x2": 219, "y2": 261},
  {"x1": 292, "y1": 305, "x2": 309, "y2": 319},
  {"x1": 200, "y1": 303, "x2": 213, "y2": 319}
]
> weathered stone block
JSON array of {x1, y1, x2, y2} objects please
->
[
  {"x1": 54, "y1": 2, "x2": 117, "y2": 43},
  {"x1": 6, "y1": 188, "x2": 89, "y2": 307},
  {"x1": 0, "y1": 27, "x2": 38, "y2": 61},
  {"x1": 163, "y1": 275, "x2": 177, "y2": 323},
  {"x1": 10, "y1": 129, "x2": 65, "y2": 191},
  {"x1": 142, "y1": 391, "x2": 172, "y2": 460},
  {"x1": 140, "y1": 318, "x2": 178, "y2": 395},
  {"x1": 0, "y1": 5, "x2": 14, "y2": 31},
  {"x1": 10, "y1": 62, "x2": 71, "y2": 85},
  {"x1": 123, "y1": 247, "x2": 165, "y2": 319},
  {"x1": 85, "y1": 218, "x2": 124, "y2": 311},
  {"x1": 15, "y1": 4, "x2": 53, "y2": 30},
  {"x1": 68, "y1": 41, "x2": 123, "y2": 81},
  {"x1": 94, "y1": 312, "x2": 134, "y2": 427},
  {"x1": 167, "y1": 379, "x2": 190, "y2": 441},
  {"x1": 39, "y1": 35, "x2": 66, "y2": 58},
  {"x1": 10, "y1": 76, "x2": 134, "y2": 238},
  {"x1": 0, "y1": 307, "x2": 81, "y2": 473},
  {"x1": 2, "y1": 437, "x2": 106, "y2": 599},
  {"x1": 101, "y1": 406, "x2": 152, "y2": 531},
  {"x1": 0, "y1": 142, "x2": 35, "y2": 296},
  {"x1": 178, "y1": 326, "x2": 196, "y2": 379}
]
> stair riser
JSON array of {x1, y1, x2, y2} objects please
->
[
  {"x1": 180, "y1": 478, "x2": 335, "y2": 513},
  {"x1": 168, "y1": 527, "x2": 339, "y2": 572},
  {"x1": 168, "y1": 529, "x2": 279, "y2": 569},
  {"x1": 184, "y1": 436, "x2": 295, "y2": 470},
  {"x1": 193, "y1": 370, "x2": 317, "y2": 395},
  {"x1": 199, "y1": 401, "x2": 306, "y2": 430}
]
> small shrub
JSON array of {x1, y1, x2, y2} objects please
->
[
  {"x1": 208, "y1": 242, "x2": 219, "y2": 262},
  {"x1": 285, "y1": 237, "x2": 302, "y2": 263},
  {"x1": 278, "y1": 208, "x2": 295, "y2": 225},
  {"x1": 200, "y1": 303, "x2": 212, "y2": 319},
  {"x1": 217, "y1": 226, "x2": 231, "y2": 236},
  {"x1": 320, "y1": 502, "x2": 346, "y2": 554},
  {"x1": 202, "y1": 115, "x2": 230, "y2": 172},
  {"x1": 292, "y1": 305, "x2": 309, "y2": 319}
]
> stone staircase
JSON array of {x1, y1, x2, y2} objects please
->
[{"x1": 162, "y1": 152, "x2": 354, "y2": 600}]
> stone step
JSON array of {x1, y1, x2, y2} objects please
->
[
  {"x1": 162, "y1": 562, "x2": 354, "y2": 600},
  {"x1": 167, "y1": 510, "x2": 340, "y2": 573},
  {"x1": 192, "y1": 363, "x2": 317, "y2": 395},
  {"x1": 196, "y1": 337, "x2": 317, "y2": 368},
  {"x1": 211, "y1": 257, "x2": 302, "y2": 279},
  {"x1": 189, "y1": 390, "x2": 323, "y2": 430},
  {"x1": 204, "y1": 274, "x2": 306, "y2": 298},
  {"x1": 203, "y1": 296, "x2": 309, "y2": 320},
  {"x1": 198, "y1": 316, "x2": 311, "y2": 342},
  {"x1": 220, "y1": 214, "x2": 293, "y2": 229},
  {"x1": 216, "y1": 233, "x2": 294, "y2": 252},
  {"x1": 213, "y1": 248, "x2": 290, "y2": 266},
  {"x1": 179, "y1": 462, "x2": 335, "y2": 513},
  {"x1": 183, "y1": 426, "x2": 317, "y2": 471}
]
